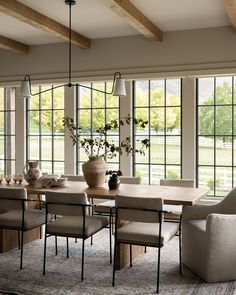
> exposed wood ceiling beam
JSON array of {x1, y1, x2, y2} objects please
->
[
  {"x1": 0, "y1": 0, "x2": 90, "y2": 49},
  {"x1": 0, "y1": 35, "x2": 29, "y2": 54},
  {"x1": 105, "y1": 0, "x2": 163, "y2": 41},
  {"x1": 224, "y1": 0, "x2": 236, "y2": 29}
]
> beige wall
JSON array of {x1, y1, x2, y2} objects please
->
[{"x1": 1, "y1": 26, "x2": 236, "y2": 84}]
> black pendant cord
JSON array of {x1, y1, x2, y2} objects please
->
[{"x1": 68, "y1": 2, "x2": 72, "y2": 87}]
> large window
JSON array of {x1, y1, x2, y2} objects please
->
[
  {"x1": 0, "y1": 88, "x2": 15, "y2": 175},
  {"x1": 26, "y1": 85, "x2": 65, "y2": 174},
  {"x1": 197, "y1": 76, "x2": 236, "y2": 196},
  {"x1": 76, "y1": 82, "x2": 120, "y2": 173},
  {"x1": 133, "y1": 79, "x2": 182, "y2": 184}
]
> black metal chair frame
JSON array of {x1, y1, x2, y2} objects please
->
[
  {"x1": 94, "y1": 201, "x2": 115, "y2": 233},
  {"x1": 112, "y1": 206, "x2": 182, "y2": 294},
  {"x1": 43, "y1": 201, "x2": 112, "y2": 281},
  {"x1": 0, "y1": 197, "x2": 45, "y2": 269}
]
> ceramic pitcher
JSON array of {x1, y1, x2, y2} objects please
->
[{"x1": 23, "y1": 161, "x2": 42, "y2": 186}]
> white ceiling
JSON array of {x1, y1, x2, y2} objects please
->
[{"x1": 0, "y1": 0, "x2": 231, "y2": 45}]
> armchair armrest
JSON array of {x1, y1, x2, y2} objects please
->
[
  {"x1": 207, "y1": 213, "x2": 236, "y2": 237},
  {"x1": 205, "y1": 214, "x2": 236, "y2": 275},
  {"x1": 182, "y1": 203, "x2": 220, "y2": 221}
]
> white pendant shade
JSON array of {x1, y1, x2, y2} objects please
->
[
  {"x1": 19, "y1": 80, "x2": 31, "y2": 98},
  {"x1": 113, "y1": 78, "x2": 126, "y2": 97}
]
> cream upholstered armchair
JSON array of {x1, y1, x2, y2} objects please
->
[{"x1": 182, "y1": 187, "x2": 236, "y2": 283}]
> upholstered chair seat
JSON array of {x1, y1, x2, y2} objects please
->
[
  {"x1": 0, "y1": 209, "x2": 46, "y2": 230},
  {"x1": 117, "y1": 221, "x2": 179, "y2": 247},
  {"x1": 94, "y1": 200, "x2": 115, "y2": 214},
  {"x1": 47, "y1": 215, "x2": 108, "y2": 238}
]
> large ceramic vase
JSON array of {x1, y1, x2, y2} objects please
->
[
  {"x1": 23, "y1": 161, "x2": 42, "y2": 186},
  {"x1": 82, "y1": 156, "x2": 108, "y2": 188}
]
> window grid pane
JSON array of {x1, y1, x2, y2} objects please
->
[
  {"x1": 76, "y1": 83, "x2": 120, "y2": 174},
  {"x1": 26, "y1": 85, "x2": 65, "y2": 175},
  {"x1": 0, "y1": 88, "x2": 16, "y2": 175},
  {"x1": 133, "y1": 79, "x2": 182, "y2": 184},
  {"x1": 197, "y1": 76, "x2": 235, "y2": 196}
]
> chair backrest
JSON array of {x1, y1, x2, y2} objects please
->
[
  {"x1": 160, "y1": 179, "x2": 195, "y2": 188},
  {"x1": 45, "y1": 191, "x2": 88, "y2": 216},
  {"x1": 115, "y1": 195, "x2": 163, "y2": 223},
  {"x1": 61, "y1": 175, "x2": 141, "y2": 184},
  {"x1": 60, "y1": 174, "x2": 85, "y2": 182},
  {"x1": 119, "y1": 177, "x2": 141, "y2": 184},
  {"x1": 0, "y1": 187, "x2": 27, "y2": 210}
]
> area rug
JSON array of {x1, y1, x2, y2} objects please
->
[{"x1": 0, "y1": 231, "x2": 235, "y2": 295}]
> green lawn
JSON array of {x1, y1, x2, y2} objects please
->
[{"x1": 0, "y1": 135, "x2": 234, "y2": 196}]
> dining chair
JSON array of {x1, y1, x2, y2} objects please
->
[
  {"x1": 160, "y1": 179, "x2": 195, "y2": 221},
  {"x1": 43, "y1": 191, "x2": 111, "y2": 281},
  {"x1": 0, "y1": 187, "x2": 45, "y2": 269},
  {"x1": 61, "y1": 173, "x2": 100, "y2": 247},
  {"x1": 112, "y1": 194, "x2": 181, "y2": 293},
  {"x1": 95, "y1": 176, "x2": 141, "y2": 214},
  {"x1": 61, "y1": 174, "x2": 92, "y2": 231},
  {"x1": 95, "y1": 177, "x2": 141, "y2": 235},
  {"x1": 182, "y1": 186, "x2": 236, "y2": 283},
  {"x1": 60, "y1": 174, "x2": 85, "y2": 181},
  {"x1": 118, "y1": 176, "x2": 141, "y2": 184}
]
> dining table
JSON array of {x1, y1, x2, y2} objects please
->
[
  {"x1": 0, "y1": 181, "x2": 210, "y2": 268},
  {"x1": 26, "y1": 180, "x2": 210, "y2": 205}
]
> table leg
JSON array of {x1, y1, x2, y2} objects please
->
[
  {"x1": 115, "y1": 219, "x2": 144, "y2": 269},
  {"x1": 115, "y1": 243, "x2": 144, "y2": 270}
]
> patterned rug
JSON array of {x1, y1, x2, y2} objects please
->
[{"x1": 0, "y1": 230, "x2": 235, "y2": 295}]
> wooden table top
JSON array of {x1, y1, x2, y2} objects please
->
[{"x1": 23, "y1": 181, "x2": 210, "y2": 206}]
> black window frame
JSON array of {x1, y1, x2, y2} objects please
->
[
  {"x1": 0, "y1": 88, "x2": 16, "y2": 175},
  {"x1": 196, "y1": 76, "x2": 236, "y2": 197},
  {"x1": 76, "y1": 83, "x2": 120, "y2": 174},
  {"x1": 26, "y1": 85, "x2": 65, "y2": 174},
  {"x1": 132, "y1": 78, "x2": 182, "y2": 184}
]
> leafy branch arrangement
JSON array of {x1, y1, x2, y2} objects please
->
[{"x1": 63, "y1": 114, "x2": 150, "y2": 159}]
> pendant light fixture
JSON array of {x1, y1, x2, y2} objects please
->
[{"x1": 19, "y1": 0, "x2": 126, "y2": 98}]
